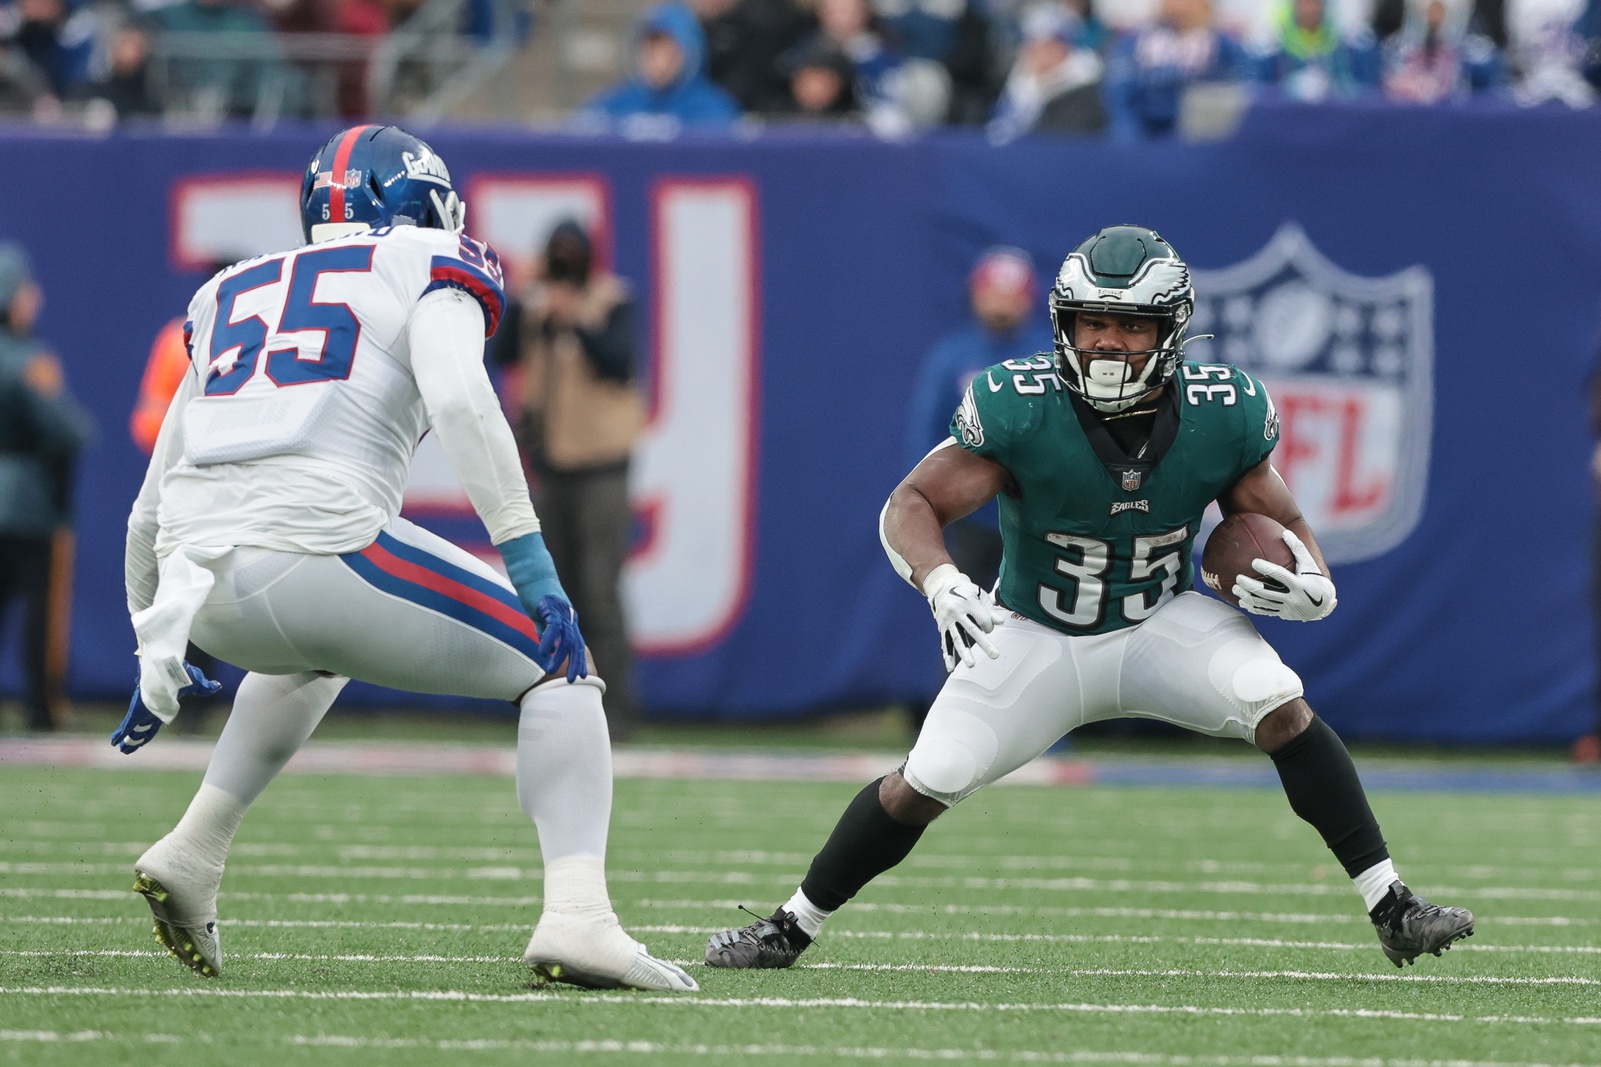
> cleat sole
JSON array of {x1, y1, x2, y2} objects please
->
[
  {"x1": 530, "y1": 960, "x2": 622, "y2": 991},
  {"x1": 134, "y1": 873, "x2": 220, "y2": 979},
  {"x1": 1381, "y1": 922, "x2": 1474, "y2": 968}
]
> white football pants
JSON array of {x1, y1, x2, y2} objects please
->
[
  {"x1": 173, "y1": 516, "x2": 614, "y2": 866},
  {"x1": 185, "y1": 517, "x2": 548, "y2": 698},
  {"x1": 903, "y1": 591, "x2": 1303, "y2": 806}
]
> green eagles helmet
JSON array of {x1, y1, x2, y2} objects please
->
[{"x1": 1050, "y1": 225, "x2": 1194, "y2": 413}]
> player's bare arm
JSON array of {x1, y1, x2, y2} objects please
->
[
  {"x1": 883, "y1": 441, "x2": 1011, "y2": 590},
  {"x1": 882, "y1": 442, "x2": 1013, "y2": 675},
  {"x1": 1218, "y1": 457, "x2": 1328, "y2": 574},
  {"x1": 1215, "y1": 458, "x2": 1340, "y2": 750}
]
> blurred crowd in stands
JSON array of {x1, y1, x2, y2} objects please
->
[
  {"x1": 582, "y1": 0, "x2": 1601, "y2": 138},
  {"x1": 0, "y1": 0, "x2": 482, "y2": 123},
  {"x1": 2, "y1": 0, "x2": 1599, "y2": 131}
]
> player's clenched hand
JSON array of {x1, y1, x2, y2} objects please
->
[
  {"x1": 923, "y1": 564, "x2": 1008, "y2": 671},
  {"x1": 111, "y1": 662, "x2": 222, "y2": 754},
  {"x1": 1232, "y1": 529, "x2": 1337, "y2": 622},
  {"x1": 498, "y1": 533, "x2": 587, "y2": 683},
  {"x1": 533, "y1": 595, "x2": 589, "y2": 683}
]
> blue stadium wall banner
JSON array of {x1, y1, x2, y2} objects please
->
[{"x1": 1, "y1": 102, "x2": 1596, "y2": 744}]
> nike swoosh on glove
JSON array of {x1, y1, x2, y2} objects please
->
[
  {"x1": 533, "y1": 594, "x2": 589, "y2": 683},
  {"x1": 111, "y1": 661, "x2": 222, "y2": 754},
  {"x1": 1233, "y1": 528, "x2": 1337, "y2": 622},
  {"x1": 923, "y1": 563, "x2": 1009, "y2": 671}
]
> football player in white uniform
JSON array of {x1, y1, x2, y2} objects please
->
[{"x1": 115, "y1": 125, "x2": 695, "y2": 992}]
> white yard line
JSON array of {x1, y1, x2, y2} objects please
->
[
  {"x1": 0, "y1": 888, "x2": 544, "y2": 906},
  {"x1": 5, "y1": 915, "x2": 1596, "y2": 957},
  {"x1": 638, "y1": 899, "x2": 1599, "y2": 927},
  {"x1": 0, "y1": 950, "x2": 1590, "y2": 985},
  {"x1": 2, "y1": 987, "x2": 1599, "y2": 1026},
  {"x1": 3, "y1": 888, "x2": 1592, "y2": 928},
  {"x1": 795, "y1": 964, "x2": 1600, "y2": 986},
  {"x1": 0, "y1": 1031, "x2": 1578, "y2": 1066},
  {"x1": 13, "y1": 838, "x2": 1597, "y2": 886},
  {"x1": 0, "y1": 950, "x2": 510, "y2": 963},
  {"x1": 5, "y1": 862, "x2": 1593, "y2": 901}
]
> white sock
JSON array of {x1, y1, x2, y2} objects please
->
[
  {"x1": 516, "y1": 678, "x2": 613, "y2": 862},
  {"x1": 1353, "y1": 858, "x2": 1401, "y2": 913},
  {"x1": 541, "y1": 854, "x2": 616, "y2": 921},
  {"x1": 202, "y1": 670, "x2": 345, "y2": 807},
  {"x1": 782, "y1": 888, "x2": 834, "y2": 938},
  {"x1": 166, "y1": 783, "x2": 249, "y2": 872}
]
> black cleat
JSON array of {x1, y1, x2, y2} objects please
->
[
  {"x1": 1370, "y1": 880, "x2": 1474, "y2": 967},
  {"x1": 704, "y1": 907, "x2": 811, "y2": 969}
]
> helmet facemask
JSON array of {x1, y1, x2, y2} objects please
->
[{"x1": 1053, "y1": 305, "x2": 1185, "y2": 413}]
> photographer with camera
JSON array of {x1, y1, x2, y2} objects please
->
[{"x1": 510, "y1": 220, "x2": 645, "y2": 742}]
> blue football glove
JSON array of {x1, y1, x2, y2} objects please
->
[
  {"x1": 499, "y1": 532, "x2": 589, "y2": 683},
  {"x1": 533, "y1": 594, "x2": 588, "y2": 683},
  {"x1": 111, "y1": 661, "x2": 222, "y2": 754}
]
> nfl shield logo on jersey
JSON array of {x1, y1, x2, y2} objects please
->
[
  {"x1": 1120, "y1": 468, "x2": 1142, "y2": 492},
  {"x1": 1190, "y1": 224, "x2": 1432, "y2": 564}
]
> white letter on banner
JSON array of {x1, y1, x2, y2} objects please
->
[
  {"x1": 626, "y1": 179, "x2": 759, "y2": 653},
  {"x1": 172, "y1": 175, "x2": 303, "y2": 269},
  {"x1": 465, "y1": 176, "x2": 611, "y2": 283}
]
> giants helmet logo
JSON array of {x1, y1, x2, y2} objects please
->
[{"x1": 1190, "y1": 224, "x2": 1432, "y2": 564}]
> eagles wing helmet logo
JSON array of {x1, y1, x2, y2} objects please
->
[{"x1": 1190, "y1": 224, "x2": 1432, "y2": 564}]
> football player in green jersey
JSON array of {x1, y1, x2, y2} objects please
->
[{"x1": 706, "y1": 225, "x2": 1474, "y2": 972}]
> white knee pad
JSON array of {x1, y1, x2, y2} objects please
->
[
  {"x1": 903, "y1": 706, "x2": 1000, "y2": 806},
  {"x1": 1207, "y1": 637, "x2": 1303, "y2": 738}
]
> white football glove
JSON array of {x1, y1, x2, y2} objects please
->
[
  {"x1": 1232, "y1": 529, "x2": 1337, "y2": 622},
  {"x1": 923, "y1": 563, "x2": 1008, "y2": 671}
]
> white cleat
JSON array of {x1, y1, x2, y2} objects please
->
[
  {"x1": 133, "y1": 838, "x2": 223, "y2": 979},
  {"x1": 524, "y1": 910, "x2": 698, "y2": 992}
]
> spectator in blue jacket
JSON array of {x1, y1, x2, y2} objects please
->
[
  {"x1": 1254, "y1": 0, "x2": 1380, "y2": 100},
  {"x1": 905, "y1": 246, "x2": 1053, "y2": 487},
  {"x1": 1103, "y1": 0, "x2": 1250, "y2": 139},
  {"x1": 578, "y1": 2, "x2": 743, "y2": 135}
]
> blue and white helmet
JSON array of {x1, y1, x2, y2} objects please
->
[{"x1": 300, "y1": 125, "x2": 466, "y2": 244}]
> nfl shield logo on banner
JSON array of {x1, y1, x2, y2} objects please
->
[{"x1": 1190, "y1": 224, "x2": 1433, "y2": 564}]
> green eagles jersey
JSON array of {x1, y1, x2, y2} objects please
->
[{"x1": 951, "y1": 355, "x2": 1279, "y2": 636}]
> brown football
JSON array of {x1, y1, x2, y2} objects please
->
[{"x1": 1200, "y1": 512, "x2": 1294, "y2": 608}]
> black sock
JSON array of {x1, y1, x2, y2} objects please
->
[
  {"x1": 1269, "y1": 715, "x2": 1389, "y2": 878},
  {"x1": 798, "y1": 776, "x2": 928, "y2": 915}
]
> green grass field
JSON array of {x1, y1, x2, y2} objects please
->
[{"x1": 2, "y1": 763, "x2": 1598, "y2": 1066}]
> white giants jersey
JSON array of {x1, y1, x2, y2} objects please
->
[{"x1": 155, "y1": 226, "x2": 506, "y2": 556}]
